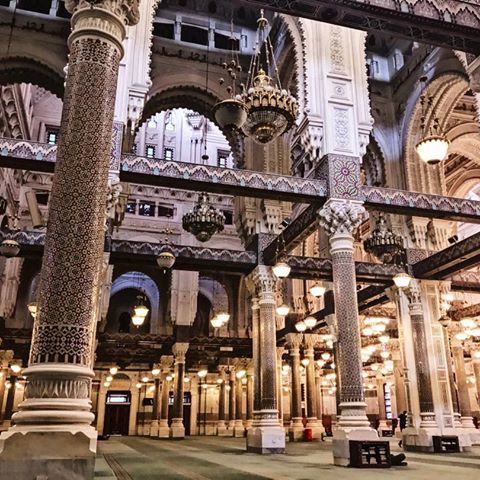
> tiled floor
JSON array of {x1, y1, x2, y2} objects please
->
[{"x1": 95, "y1": 436, "x2": 480, "y2": 479}]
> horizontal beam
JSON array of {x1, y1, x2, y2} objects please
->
[
  {"x1": 239, "y1": 0, "x2": 480, "y2": 53},
  {"x1": 412, "y1": 231, "x2": 480, "y2": 279}
]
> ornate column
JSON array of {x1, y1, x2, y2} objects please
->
[
  {"x1": 319, "y1": 200, "x2": 376, "y2": 465},
  {"x1": 304, "y1": 334, "x2": 324, "y2": 440},
  {"x1": 452, "y1": 340, "x2": 480, "y2": 443},
  {"x1": 315, "y1": 365, "x2": 324, "y2": 429},
  {"x1": 158, "y1": 356, "x2": 173, "y2": 438},
  {"x1": 390, "y1": 340, "x2": 407, "y2": 417},
  {"x1": 217, "y1": 367, "x2": 228, "y2": 436},
  {"x1": 227, "y1": 368, "x2": 235, "y2": 433},
  {"x1": 286, "y1": 333, "x2": 304, "y2": 441},
  {"x1": 276, "y1": 347, "x2": 285, "y2": 427},
  {"x1": 0, "y1": 1, "x2": 139, "y2": 476},
  {"x1": 376, "y1": 375, "x2": 389, "y2": 434},
  {"x1": 233, "y1": 369, "x2": 245, "y2": 437},
  {"x1": 473, "y1": 358, "x2": 480, "y2": 411},
  {"x1": 149, "y1": 377, "x2": 161, "y2": 437},
  {"x1": 245, "y1": 365, "x2": 254, "y2": 429},
  {"x1": 170, "y1": 343, "x2": 188, "y2": 438},
  {"x1": 245, "y1": 266, "x2": 285, "y2": 453}
]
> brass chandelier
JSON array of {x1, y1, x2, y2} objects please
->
[
  {"x1": 240, "y1": 11, "x2": 298, "y2": 144},
  {"x1": 182, "y1": 193, "x2": 225, "y2": 242}
]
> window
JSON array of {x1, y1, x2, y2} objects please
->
[
  {"x1": 384, "y1": 383, "x2": 392, "y2": 420},
  {"x1": 214, "y1": 33, "x2": 239, "y2": 51},
  {"x1": 217, "y1": 150, "x2": 229, "y2": 168},
  {"x1": 18, "y1": 0, "x2": 50, "y2": 14},
  {"x1": 153, "y1": 22, "x2": 174, "y2": 40},
  {"x1": 146, "y1": 145, "x2": 156, "y2": 158},
  {"x1": 46, "y1": 129, "x2": 59, "y2": 145},
  {"x1": 164, "y1": 147, "x2": 174, "y2": 161},
  {"x1": 126, "y1": 201, "x2": 137, "y2": 214},
  {"x1": 181, "y1": 24, "x2": 208, "y2": 46},
  {"x1": 139, "y1": 201, "x2": 155, "y2": 217},
  {"x1": 158, "y1": 205, "x2": 174, "y2": 218},
  {"x1": 106, "y1": 393, "x2": 130, "y2": 404}
]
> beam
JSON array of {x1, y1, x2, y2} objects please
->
[
  {"x1": 239, "y1": 0, "x2": 480, "y2": 54},
  {"x1": 412, "y1": 231, "x2": 480, "y2": 279}
]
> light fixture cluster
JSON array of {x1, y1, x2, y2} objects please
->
[
  {"x1": 455, "y1": 317, "x2": 480, "y2": 341},
  {"x1": 210, "y1": 311, "x2": 230, "y2": 329},
  {"x1": 103, "y1": 366, "x2": 119, "y2": 388}
]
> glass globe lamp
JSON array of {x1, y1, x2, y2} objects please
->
[
  {"x1": 272, "y1": 261, "x2": 290, "y2": 279},
  {"x1": 304, "y1": 316, "x2": 317, "y2": 328},
  {"x1": 393, "y1": 272, "x2": 411, "y2": 289},
  {"x1": 309, "y1": 283, "x2": 326, "y2": 297},
  {"x1": 198, "y1": 369, "x2": 208, "y2": 378},
  {"x1": 132, "y1": 314, "x2": 145, "y2": 327},
  {"x1": 109, "y1": 367, "x2": 118, "y2": 375},
  {"x1": 321, "y1": 352, "x2": 331, "y2": 361},
  {"x1": 216, "y1": 312, "x2": 230, "y2": 324},
  {"x1": 295, "y1": 321, "x2": 307, "y2": 332},
  {"x1": 276, "y1": 303, "x2": 290, "y2": 317},
  {"x1": 416, "y1": 135, "x2": 449, "y2": 165},
  {"x1": 210, "y1": 316, "x2": 224, "y2": 328}
]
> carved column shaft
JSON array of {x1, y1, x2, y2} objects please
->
[
  {"x1": 409, "y1": 297, "x2": 435, "y2": 415},
  {"x1": 473, "y1": 361, "x2": 480, "y2": 404},
  {"x1": 319, "y1": 200, "x2": 369, "y2": 427},
  {"x1": 304, "y1": 342, "x2": 317, "y2": 420},
  {"x1": 246, "y1": 369, "x2": 254, "y2": 422},
  {"x1": 218, "y1": 376, "x2": 226, "y2": 422},
  {"x1": 289, "y1": 343, "x2": 302, "y2": 420},
  {"x1": 16, "y1": 0, "x2": 139, "y2": 427},
  {"x1": 276, "y1": 348, "x2": 284, "y2": 423},
  {"x1": 228, "y1": 370, "x2": 235, "y2": 423},
  {"x1": 452, "y1": 344, "x2": 472, "y2": 418},
  {"x1": 442, "y1": 329, "x2": 460, "y2": 416},
  {"x1": 251, "y1": 298, "x2": 261, "y2": 412},
  {"x1": 160, "y1": 374, "x2": 170, "y2": 421},
  {"x1": 235, "y1": 375, "x2": 243, "y2": 420},
  {"x1": 152, "y1": 378, "x2": 161, "y2": 421},
  {"x1": 172, "y1": 343, "x2": 188, "y2": 420}
]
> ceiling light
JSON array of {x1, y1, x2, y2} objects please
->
[
  {"x1": 132, "y1": 314, "x2": 144, "y2": 327},
  {"x1": 109, "y1": 367, "x2": 118, "y2": 375},
  {"x1": 236, "y1": 369, "x2": 246, "y2": 379},
  {"x1": 460, "y1": 318, "x2": 477, "y2": 329},
  {"x1": 321, "y1": 352, "x2": 331, "y2": 361},
  {"x1": 393, "y1": 272, "x2": 411, "y2": 289},
  {"x1": 295, "y1": 321, "x2": 307, "y2": 332},
  {"x1": 276, "y1": 303, "x2": 290, "y2": 317},
  {"x1": 198, "y1": 369, "x2": 208, "y2": 378},
  {"x1": 309, "y1": 283, "x2": 326, "y2": 297},
  {"x1": 157, "y1": 250, "x2": 176, "y2": 271},
  {"x1": 0, "y1": 239, "x2": 20, "y2": 258},
  {"x1": 210, "y1": 316, "x2": 224, "y2": 328},
  {"x1": 272, "y1": 261, "x2": 291, "y2": 279},
  {"x1": 416, "y1": 136, "x2": 449, "y2": 165},
  {"x1": 304, "y1": 316, "x2": 317, "y2": 329},
  {"x1": 182, "y1": 193, "x2": 225, "y2": 242},
  {"x1": 216, "y1": 312, "x2": 230, "y2": 323},
  {"x1": 10, "y1": 364, "x2": 21, "y2": 374},
  {"x1": 152, "y1": 368, "x2": 161, "y2": 376},
  {"x1": 142, "y1": 376, "x2": 149, "y2": 383},
  {"x1": 301, "y1": 359, "x2": 310, "y2": 367},
  {"x1": 455, "y1": 332, "x2": 470, "y2": 341}
]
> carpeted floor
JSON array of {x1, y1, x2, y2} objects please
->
[{"x1": 95, "y1": 436, "x2": 480, "y2": 480}]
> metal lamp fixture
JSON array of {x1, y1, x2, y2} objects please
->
[
  {"x1": 304, "y1": 316, "x2": 317, "y2": 329},
  {"x1": 131, "y1": 314, "x2": 145, "y2": 327},
  {"x1": 133, "y1": 295, "x2": 149, "y2": 318},
  {"x1": 415, "y1": 76, "x2": 449, "y2": 165},
  {"x1": 393, "y1": 271, "x2": 411, "y2": 289},
  {"x1": 309, "y1": 283, "x2": 326, "y2": 298},
  {"x1": 239, "y1": 10, "x2": 298, "y2": 144},
  {"x1": 363, "y1": 214, "x2": 405, "y2": 264},
  {"x1": 276, "y1": 303, "x2": 290, "y2": 317},
  {"x1": 210, "y1": 316, "x2": 224, "y2": 328},
  {"x1": 182, "y1": 193, "x2": 225, "y2": 242},
  {"x1": 295, "y1": 320, "x2": 307, "y2": 332}
]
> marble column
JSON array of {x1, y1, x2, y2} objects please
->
[
  {"x1": 245, "y1": 366, "x2": 254, "y2": 429},
  {"x1": 217, "y1": 368, "x2": 228, "y2": 436},
  {"x1": 286, "y1": 333, "x2": 304, "y2": 441},
  {"x1": 158, "y1": 356, "x2": 173, "y2": 438},
  {"x1": 0, "y1": 2, "x2": 139, "y2": 476},
  {"x1": 245, "y1": 266, "x2": 285, "y2": 453},
  {"x1": 452, "y1": 341, "x2": 480, "y2": 443},
  {"x1": 391, "y1": 341, "x2": 407, "y2": 417},
  {"x1": 376, "y1": 376, "x2": 389, "y2": 433},
  {"x1": 474, "y1": 359, "x2": 480, "y2": 410},
  {"x1": 315, "y1": 365, "x2": 324, "y2": 429},
  {"x1": 170, "y1": 343, "x2": 188, "y2": 438},
  {"x1": 233, "y1": 371, "x2": 245, "y2": 437},
  {"x1": 304, "y1": 335, "x2": 324, "y2": 440},
  {"x1": 276, "y1": 347, "x2": 285, "y2": 427},
  {"x1": 149, "y1": 377, "x2": 161, "y2": 437},
  {"x1": 319, "y1": 200, "x2": 377, "y2": 465},
  {"x1": 227, "y1": 368, "x2": 235, "y2": 433}
]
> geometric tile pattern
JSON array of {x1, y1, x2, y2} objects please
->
[{"x1": 30, "y1": 36, "x2": 121, "y2": 366}]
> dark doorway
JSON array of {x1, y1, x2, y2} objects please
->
[
  {"x1": 104, "y1": 391, "x2": 131, "y2": 436},
  {"x1": 168, "y1": 391, "x2": 192, "y2": 435}
]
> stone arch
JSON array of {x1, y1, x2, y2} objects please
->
[
  {"x1": 403, "y1": 72, "x2": 470, "y2": 195},
  {"x1": 448, "y1": 168, "x2": 480, "y2": 198},
  {"x1": 0, "y1": 57, "x2": 64, "y2": 99},
  {"x1": 109, "y1": 271, "x2": 160, "y2": 334},
  {"x1": 140, "y1": 85, "x2": 245, "y2": 167}
]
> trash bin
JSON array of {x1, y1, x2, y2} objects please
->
[{"x1": 304, "y1": 428, "x2": 313, "y2": 442}]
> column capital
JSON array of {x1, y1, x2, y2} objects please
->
[
  {"x1": 66, "y1": 0, "x2": 140, "y2": 24},
  {"x1": 160, "y1": 355, "x2": 174, "y2": 373},
  {"x1": 318, "y1": 199, "x2": 365, "y2": 237},
  {"x1": 304, "y1": 333, "x2": 322, "y2": 352},
  {"x1": 276, "y1": 346, "x2": 285, "y2": 361},
  {"x1": 245, "y1": 265, "x2": 277, "y2": 301},
  {"x1": 172, "y1": 342, "x2": 189, "y2": 363},
  {"x1": 0, "y1": 350, "x2": 14, "y2": 367},
  {"x1": 286, "y1": 333, "x2": 304, "y2": 351},
  {"x1": 405, "y1": 280, "x2": 422, "y2": 314}
]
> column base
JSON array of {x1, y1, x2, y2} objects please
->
[
  {"x1": 158, "y1": 420, "x2": 170, "y2": 438},
  {"x1": 170, "y1": 418, "x2": 185, "y2": 439},
  {"x1": 305, "y1": 418, "x2": 325, "y2": 441},
  {"x1": 217, "y1": 421, "x2": 230, "y2": 436},
  {"x1": 460, "y1": 417, "x2": 480, "y2": 445},
  {"x1": 288, "y1": 417, "x2": 304, "y2": 442},
  {"x1": 233, "y1": 419, "x2": 245, "y2": 438},
  {"x1": 246, "y1": 411, "x2": 285, "y2": 454},
  {"x1": 149, "y1": 420, "x2": 159, "y2": 437},
  {"x1": 244, "y1": 419, "x2": 253, "y2": 430},
  {"x1": 332, "y1": 426, "x2": 378, "y2": 466},
  {"x1": 377, "y1": 419, "x2": 391, "y2": 436},
  {"x1": 0, "y1": 425, "x2": 97, "y2": 480},
  {"x1": 402, "y1": 426, "x2": 441, "y2": 452}
]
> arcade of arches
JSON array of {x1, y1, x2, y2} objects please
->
[{"x1": 0, "y1": 0, "x2": 480, "y2": 479}]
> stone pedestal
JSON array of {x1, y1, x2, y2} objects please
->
[
  {"x1": 233, "y1": 419, "x2": 245, "y2": 437},
  {"x1": 246, "y1": 412, "x2": 285, "y2": 454},
  {"x1": 0, "y1": 428, "x2": 97, "y2": 480},
  {"x1": 216, "y1": 420, "x2": 229, "y2": 436},
  {"x1": 158, "y1": 419, "x2": 170, "y2": 438},
  {"x1": 333, "y1": 425, "x2": 379, "y2": 466},
  {"x1": 149, "y1": 420, "x2": 159, "y2": 437},
  {"x1": 170, "y1": 418, "x2": 185, "y2": 439}
]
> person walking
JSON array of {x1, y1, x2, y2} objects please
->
[{"x1": 398, "y1": 411, "x2": 407, "y2": 447}]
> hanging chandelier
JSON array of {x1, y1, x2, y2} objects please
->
[
  {"x1": 415, "y1": 76, "x2": 449, "y2": 165},
  {"x1": 239, "y1": 10, "x2": 298, "y2": 144},
  {"x1": 133, "y1": 294, "x2": 149, "y2": 319},
  {"x1": 309, "y1": 283, "x2": 326, "y2": 298},
  {"x1": 182, "y1": 193, "x2": 225, "y2": 242},
  {"x1": 363, "y1": 214, "x2": 405, "y2": 264}
]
